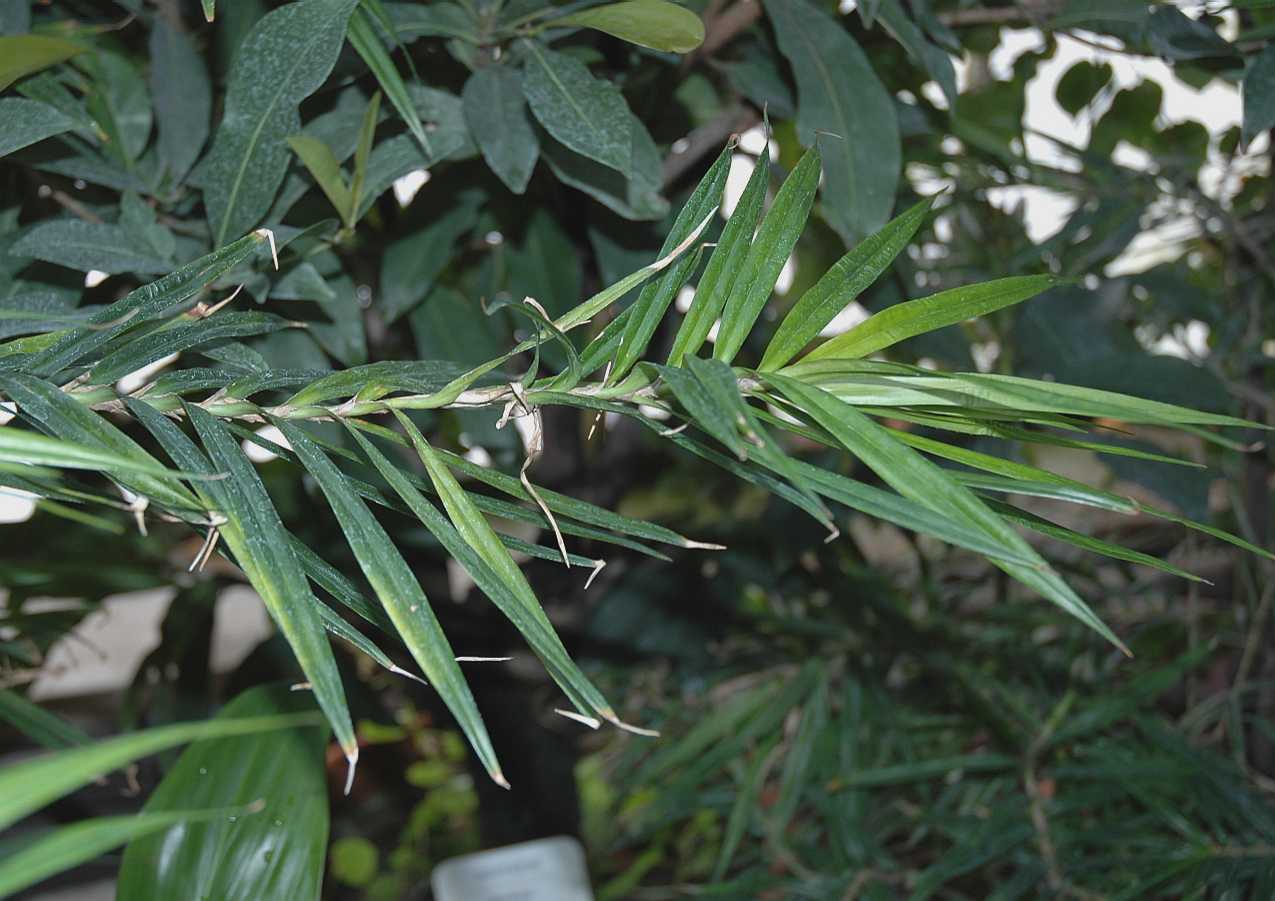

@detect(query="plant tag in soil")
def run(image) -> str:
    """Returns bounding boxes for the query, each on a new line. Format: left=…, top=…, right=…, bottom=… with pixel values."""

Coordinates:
left=431, top=835, right=594, bottom=901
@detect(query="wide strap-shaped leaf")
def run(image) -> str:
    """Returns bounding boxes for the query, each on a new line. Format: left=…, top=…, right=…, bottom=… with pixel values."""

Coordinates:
left=806, top=274, right=1059, bottom=362
left=760, top=195, right=935, bottom=370
left=118, top=685, right=330, bottom=901
left=667, top=145, right=770, bottom=366
left=347, top=419, right=617, bottom=725
left=273, top=419, right=506, bottom=787
left=202, top=0, right=358, bottom=246
left=0, top=711, right=319, bottom=831
left=766, top=373, right=1126, bottom=651
left=611, top=144, right=731, bottom=380
left=0, top=808, right=232, bottom=899
left=712, top=147, right=821, bottom=363
left=127, top=400, right=358, bottom=775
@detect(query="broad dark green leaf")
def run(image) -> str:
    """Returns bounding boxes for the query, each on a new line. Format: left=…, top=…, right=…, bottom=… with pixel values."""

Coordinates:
left=1056, top=59, right=1114, bottom=116
left=539, top=118, right=667, bottom=220
left=807, top=275, right=1059, bottom=362
left=85, top=51, right=152, bottom=166
left=118, top=685, right=330, bottom=901
left=0, top=809, right=231, bottom=899
left=611, top=144, right=730, bottom=379
left=668, top=144, right=769, bottom=366
left=761, top=195, right=934, bottom=370
left=384, top=1, right=476, bottom=41
left=871, top=0, right=956, bottom=106
left=712, top=147, right=821, bottom=363
left=463, top=65, right=539, bottom=194
left=377, top=190, right=482, bottom=322
left=555, top=0, right=705, bottom=53
left=521, top=40, right=632, bottom=176
left=1242, top=44, right=1275, bottom=145
left=149, top=17, right=212, bottom=184
left=203, top=0, right=358, bottom=246
left=763, top=0, right=899, bottom=243
left=10, top=221, right=170, bottom=275
left=0, top=98, right=75, bottom=157
left=0, top=710, right=319, bottom=831
left=274, top=420, right=506, bottom=786
left=0, top=34, right=83, bottom=92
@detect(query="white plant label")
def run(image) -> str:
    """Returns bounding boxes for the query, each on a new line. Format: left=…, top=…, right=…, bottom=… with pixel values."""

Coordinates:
left=431, top=835, right=594, bottom=901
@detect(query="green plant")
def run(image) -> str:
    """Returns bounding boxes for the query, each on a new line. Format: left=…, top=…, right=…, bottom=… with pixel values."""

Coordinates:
left=2, top=0, right=1274, bottom=897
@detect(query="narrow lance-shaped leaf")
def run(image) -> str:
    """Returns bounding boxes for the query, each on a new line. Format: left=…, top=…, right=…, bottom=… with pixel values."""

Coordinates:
left=0, top=424, right=198, bottom=481
left=807, top=274, right=1060, bottom=362
left=348, top=90, right=382, bottom=221
left=347, top=8, right=431, bottom=157
left=0, top=374, right=201, bottom=514
left=554, top=0, right=706, bottom=53
left=23, top=231, right=269, bottom=379
left=181, top=405, right=360, bottom=777
left=202, top=0, right=215, bottom=21
left=272, top=420, right=507, bottom=787
left=713, top=147, right=821, bottom=363
left=203, top=0, right=358, bottom=246
left=611, top=144, right=731, bottom=380
left=347, top=419, right=619, bottom=725
left=766, top=374, right=1127, bottom=651
left=761, top=194, right=936, bottom=370
left=286, top=135, right=352, bottom=223
left=0, top=712, right=319, bottom=831
left=667, top=143, right=770, bottom=366
left=0, top=690, right=90, bottom=750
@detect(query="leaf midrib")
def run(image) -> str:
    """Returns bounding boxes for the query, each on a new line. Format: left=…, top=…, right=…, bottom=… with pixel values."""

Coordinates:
left=525, top=41, right=621, bottom=168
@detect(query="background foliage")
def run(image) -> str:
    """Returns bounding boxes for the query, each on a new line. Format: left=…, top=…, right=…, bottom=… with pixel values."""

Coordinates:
left=2, top=0, right=1275, bottom=898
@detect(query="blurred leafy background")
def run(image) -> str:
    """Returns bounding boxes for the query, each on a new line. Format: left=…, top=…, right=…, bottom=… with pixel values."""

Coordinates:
left=2, top=0, right=1275, bottom=898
